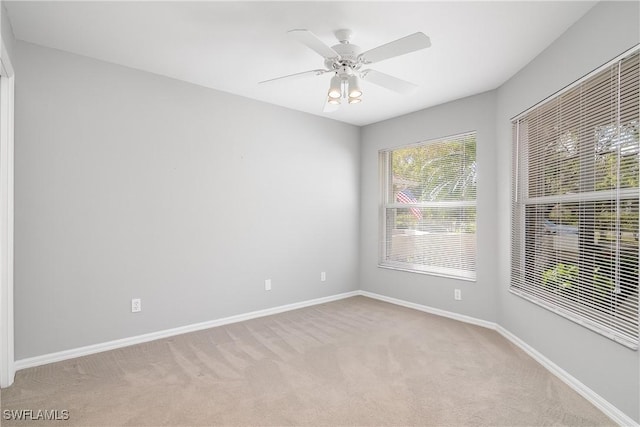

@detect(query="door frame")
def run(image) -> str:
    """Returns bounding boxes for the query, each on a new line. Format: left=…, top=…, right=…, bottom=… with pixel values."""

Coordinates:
left=0, top=38, right=15, bottom=388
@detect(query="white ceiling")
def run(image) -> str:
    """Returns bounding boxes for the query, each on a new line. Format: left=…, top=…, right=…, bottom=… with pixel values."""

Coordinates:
left=5, top=1, right=596, bottom=126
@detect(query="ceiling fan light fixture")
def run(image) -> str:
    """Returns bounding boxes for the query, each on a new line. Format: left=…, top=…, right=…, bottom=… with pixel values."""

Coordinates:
left=347, top=75, right=362, bottom=98
left=328, top=75, right=342, bottom=99
left=261, top=29, right=430, bottom=112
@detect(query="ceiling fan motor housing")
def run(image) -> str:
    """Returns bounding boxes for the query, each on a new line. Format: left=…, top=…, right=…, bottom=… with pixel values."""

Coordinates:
left=325, top=43, right=362, bottom=73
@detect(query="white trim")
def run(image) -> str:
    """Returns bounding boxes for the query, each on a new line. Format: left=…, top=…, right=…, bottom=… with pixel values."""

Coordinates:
left=378, top=131, right=478, bottom=283
left=14, top=291, right=359, bottom=370
left=378, top=263, right=477, bottom=282
left=387, top=200, right=477, bottom=209
left=359, top=290, right=495, bottom=329
left=525, top=188, right=639, bottom=205
left=509, top=287, right=638, bottom=350
left=11, top=289, right=637, bottom=425
left=378, top=130, right=477, bottom=153
left=0, top=39, right=14, bottom=389
left=496, top=325, right=638, bottom=427
left=360, top=291, right=636, bottom=426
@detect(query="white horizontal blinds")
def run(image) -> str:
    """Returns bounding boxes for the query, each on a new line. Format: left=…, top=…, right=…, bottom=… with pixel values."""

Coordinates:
left=382, top=132, right=477, bottom=280
left=511, top=50, right=639, bottom=348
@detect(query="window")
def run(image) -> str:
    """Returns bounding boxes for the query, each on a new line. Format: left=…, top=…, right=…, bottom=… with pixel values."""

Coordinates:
left=511, top=49, right=639, bottom=349
left=379, top=132, right=477, bottom=280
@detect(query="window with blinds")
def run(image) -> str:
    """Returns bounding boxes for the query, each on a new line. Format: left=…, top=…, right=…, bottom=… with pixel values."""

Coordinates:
left=379, top=132, right=477, bottom=280
left=511, top=48, right=639, bottom=349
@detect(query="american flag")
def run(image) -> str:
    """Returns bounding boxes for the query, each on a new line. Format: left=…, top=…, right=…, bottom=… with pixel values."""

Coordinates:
left=396, top=189, right=423, bottom=220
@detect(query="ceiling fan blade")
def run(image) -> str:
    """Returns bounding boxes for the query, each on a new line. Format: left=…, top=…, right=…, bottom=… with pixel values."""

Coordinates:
left=358, top=32, right=431, bottom=65
left=360, top=69, right=418, bottom=94
left=288, top=29, right=340, bottom=60
left=259, top=69, right=328, bottom=84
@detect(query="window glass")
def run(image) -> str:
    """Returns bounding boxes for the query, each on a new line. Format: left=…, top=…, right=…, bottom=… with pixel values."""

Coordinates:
left=380, top=132, right=477, bottom=280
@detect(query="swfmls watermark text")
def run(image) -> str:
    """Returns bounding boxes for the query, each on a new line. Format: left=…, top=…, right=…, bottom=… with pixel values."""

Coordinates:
left=3, top=409, right=70, bottom=421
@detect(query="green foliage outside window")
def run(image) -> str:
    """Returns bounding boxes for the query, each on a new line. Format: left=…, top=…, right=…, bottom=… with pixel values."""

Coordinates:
left=391, top=134, right=477, bottom=202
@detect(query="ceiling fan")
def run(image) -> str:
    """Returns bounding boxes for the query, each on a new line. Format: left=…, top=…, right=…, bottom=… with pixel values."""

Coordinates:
left=259, top=29, right=431, bottom=112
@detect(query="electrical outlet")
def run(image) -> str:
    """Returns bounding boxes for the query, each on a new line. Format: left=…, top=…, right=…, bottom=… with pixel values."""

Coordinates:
left=321, top=271, right=326, bottom=282
left=265, top=279, right=272, bottom=291
left=131, top=298, right=142, bottom=313
left=454, top=289, right=462, bottom=301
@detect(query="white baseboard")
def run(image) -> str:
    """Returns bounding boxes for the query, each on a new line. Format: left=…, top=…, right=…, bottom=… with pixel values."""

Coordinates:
left=13, top=289, right=637, bottom=426
left=359, top=290, right=497, bottom=330
left=14, top=291, right=359, bottom=371
left=360, top=290, right=636, bottom=427
left=495, top=325, right=638, bottom=427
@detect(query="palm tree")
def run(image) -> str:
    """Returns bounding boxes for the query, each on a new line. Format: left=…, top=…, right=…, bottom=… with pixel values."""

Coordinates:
left=392, top=135, right=477, bottom=202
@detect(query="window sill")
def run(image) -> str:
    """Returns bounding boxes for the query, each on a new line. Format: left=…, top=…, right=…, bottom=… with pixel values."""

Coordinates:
left=509, top=287, right=638, bottom=350
left=378, top=263, right=476, bottom=282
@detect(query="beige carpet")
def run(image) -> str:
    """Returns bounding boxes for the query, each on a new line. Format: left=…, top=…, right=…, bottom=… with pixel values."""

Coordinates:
left=1, top=296, right=613, bottom=426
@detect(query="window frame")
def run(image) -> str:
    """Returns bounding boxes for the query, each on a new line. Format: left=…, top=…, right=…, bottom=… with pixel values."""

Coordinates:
left=510, top=46, right=639, bottom=350
left=378, top=132, right=478, bottom=281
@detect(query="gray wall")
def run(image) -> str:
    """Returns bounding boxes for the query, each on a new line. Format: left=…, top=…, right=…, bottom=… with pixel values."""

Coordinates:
left=359, top=91, right=498, bottom=322
left=496, top=1, right=640, bottom=421
left=13, top=41, right=360, bottom=359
